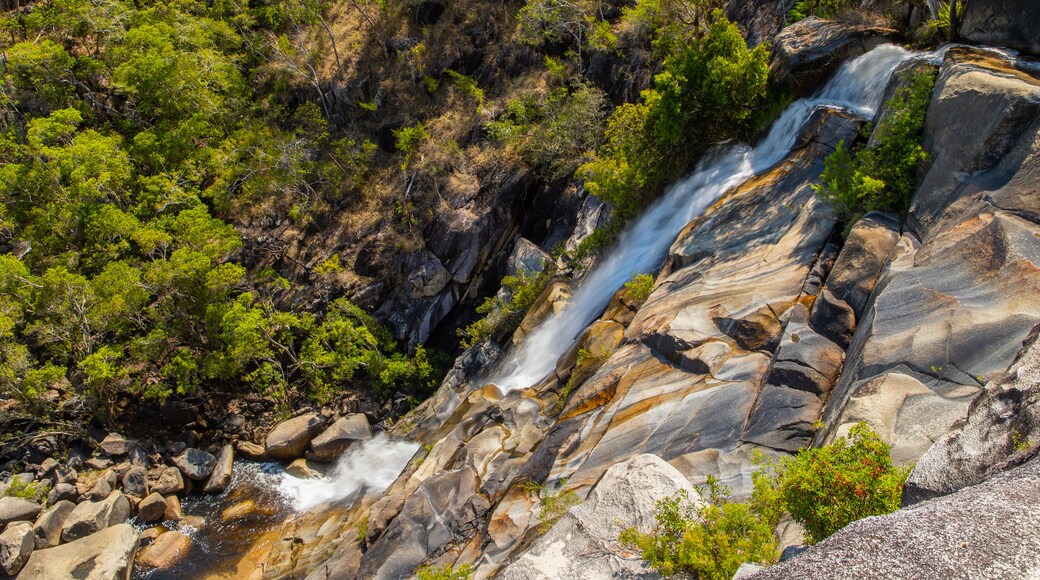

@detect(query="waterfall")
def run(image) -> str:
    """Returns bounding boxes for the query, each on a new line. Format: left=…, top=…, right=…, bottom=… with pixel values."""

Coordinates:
left=491, top=44, right=938, bottom=394
left=278, top=434, right=419, bottom=510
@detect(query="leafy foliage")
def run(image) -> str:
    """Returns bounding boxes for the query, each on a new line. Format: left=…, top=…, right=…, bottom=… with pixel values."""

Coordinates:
left=787, top=0, right=855, bottom=22
left=762, top=422, right=910, bottom=544
left=416, top=563, right=474, bottom=580
left=579, top=11, right=769, bottom=223
left=623, top=273, right=655, bottom=302
left=458, top=268, right=550, bottom=348
left=621, top=476, right=781, bottom=579
left=815, top=69, right=935, bottom=224
left=521, top=479, right=582, bottom=532
left=0, top=0, right=439, bottom=424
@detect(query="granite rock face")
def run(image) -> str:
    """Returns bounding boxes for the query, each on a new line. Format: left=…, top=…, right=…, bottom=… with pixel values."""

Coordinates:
left=497, top=454, right=698, bottom=580
left=960, top=0, right=1040, bottom=56
left=19, top=523, right=139, bottom=580
left=265, top=413, right=326, bottom=461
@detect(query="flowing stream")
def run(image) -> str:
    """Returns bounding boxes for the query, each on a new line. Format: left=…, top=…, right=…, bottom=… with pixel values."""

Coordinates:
left=489, top=43, right=939, bottom=393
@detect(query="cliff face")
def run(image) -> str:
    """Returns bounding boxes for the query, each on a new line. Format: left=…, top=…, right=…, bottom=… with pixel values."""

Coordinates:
left=239, top=6, right=1040, bottom=580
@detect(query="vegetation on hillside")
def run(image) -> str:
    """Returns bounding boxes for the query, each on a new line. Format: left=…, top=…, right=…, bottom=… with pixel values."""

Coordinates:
left=624, top=423, right=909, bottom=577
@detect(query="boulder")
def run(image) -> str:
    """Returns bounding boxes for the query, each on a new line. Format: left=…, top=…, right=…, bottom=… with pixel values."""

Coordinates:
left=136, top=530, right=192, bottom=570
left=33, top=500, right=75, bottom=549
left=138, top=492, right=168, bottom=523
left=904, top=328, right=1040, bottom=504
left=38, top=458, right=57, bottom=477
left=308, top=415, right=373, bottom=463
left=497, top=455, right=699, bottom=580
left=19, top=523, right=139, bottom=580
left=53, top=466, right=77, bottom=486
left=202, top=444, right=234, bottom=494
left=152, top=466, right=185, bottom=495
left=46, top=483, right=77, bottom=506
left=221, top=500, right=256, bottom=522
left=84, top=457, right=112, bottom=471
left=769, top=17, right=899, bottom=95
left=86, top=475, right=113, bottom=501
left=236, top=441, right=267, bottom=461
left=0, top=521, right=33, bottom=575
left=752, top=455, right=1040, bottom=579
left=0, top=497, right=42, bottom=527
left=62, top=490, right=131, bottom=542
left=506, top=238, right=549, bottom=277
left=171, top=448, right=217, bottom=481
left=121, top=466, right=149, bottom=498
left=164, top=495, right=183, bottom=521
left=286, top=458, right=327, bottom=479
left=99, top=433, right=133, bottom=457
left=265, top=413, right=326, bottom=460
left=139, top=526, right=162, bottom=544
left=959, top=0, right=1040, bottom=56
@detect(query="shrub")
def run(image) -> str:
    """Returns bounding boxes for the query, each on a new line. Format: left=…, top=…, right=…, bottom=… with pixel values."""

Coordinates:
left=580, top=12, right=769, bottom=223
left=621, top=475, right=781, bottom=579
left=815, top=69, right=935, bottom=224
left=623, top=273, right=655, bottom=302
left=521, top=479, right=581, bottom=532
left=393, top=123, right=429, bottom=170
left=416, top=563, right=473, bottom=580
left=458, top=268, right=549, bottom=348
left=445, top=70, right=485, bottom=106
left=764, top=422, right=910, bottom=544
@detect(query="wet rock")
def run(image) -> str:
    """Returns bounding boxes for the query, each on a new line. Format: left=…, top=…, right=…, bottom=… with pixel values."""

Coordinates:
left=62, top=491, right=131, bottom=542
left=99, top=433, right=133, bottom=457
left=0, top=497, right=42, bottom=527
left=32, top=500, right=74, bottom=549
left=20, top=523, right=139, bottom=580
left=171, top=448, right=217, bottom=481
left=139, top=526, right=162, bottom=544
left=121, top=466, right=149, bottom=498
left=905, top=329, right=1040, bottom=504
left=202, top=444, right=234, bottom=494
left=0, top=521, right=33, bottom=575
left=152, top=466, right=185, bottom=495
left=136, top=530, right=192, bottom=570
left=769, top=17, right=899, bottom=95
left=221, top=500, right=256, bottom=522
left=286, top=458, right=327, bottom=479
left=164, top=496, right=182, bottom=521
left=512, top=279, right=571, bottom=346
left=309, top=415, right=373, bottom=463
left=753, top=456, right=1040, bottom=579
left=959, top=0, right=1040, bottom=56
left=498, top=454, right=699, bottom=580
left=138, top=492, right=168, bottom=523
left=236, top=440, right=267, bottom=461
left=265, top=412, right=326, bottom=460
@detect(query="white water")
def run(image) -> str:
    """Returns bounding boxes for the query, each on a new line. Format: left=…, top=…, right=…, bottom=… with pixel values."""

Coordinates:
left=278, top=433, right=419, bottom=511
left=492, top=44, right=934, bottom=393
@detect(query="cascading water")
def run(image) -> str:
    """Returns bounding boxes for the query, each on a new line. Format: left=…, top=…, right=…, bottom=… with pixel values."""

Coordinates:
left=278, top=434, right=419, bottom=510
left=491, top=44, right=941, bottom=393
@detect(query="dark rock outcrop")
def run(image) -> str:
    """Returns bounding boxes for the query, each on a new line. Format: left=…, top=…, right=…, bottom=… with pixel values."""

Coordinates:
left=769, top=17, right=899, bottom=95
left=960, top=0, right=1040, bottom=56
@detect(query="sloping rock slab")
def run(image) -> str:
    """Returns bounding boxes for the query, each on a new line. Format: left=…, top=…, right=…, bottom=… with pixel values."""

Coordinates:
left=19, top=523, right=139, bottom=580
left=960, top=0, right=1040, bottom=56
left=750, top=455, right=1040, bottom=579
left=497, top=454, right=697, bottom=580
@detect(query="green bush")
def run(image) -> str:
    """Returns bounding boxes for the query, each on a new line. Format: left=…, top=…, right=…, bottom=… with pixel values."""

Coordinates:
left=580, top=11, right=769, bottom=223
left=623, top=273, right=655, bottom=302
left=416, top=563, right=473, bottom=580
left=621, top=475, right=781, bottom=579
left=787, top=0, right=855, bottom=22
left=394, top=123, right=429, bottom=170
left=458, top=268, right=550, bottom=348
left=764, top=422, right=910, bottom=544
left=521, top=479, right=582, bottom=532
left=815, top=69, right=935, bottom=224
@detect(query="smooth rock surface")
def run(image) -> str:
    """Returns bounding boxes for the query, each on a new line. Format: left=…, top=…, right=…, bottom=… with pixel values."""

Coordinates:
left=0, top=497, right=42, bottom=528
left=497, top=454, right=698, bottom=580
left=136, top=530, right=192, bottom=570
left=0, top=521, right=33, bottom=575
left=19, top=523, right=139, bottom=580
left=121, top=466, right=148, bottom=498
left=171, top=448, right=217, bottom=481
left=138, top=492, right=168, bottom=523
left=33, top=500, right=75, bottom=549
left=151, top=466, right=185, bottom=495
left=959, top=0, right=1040, bottom=55
left=308, top=415, right=373, bottom=463
left=265, top=413, right=326, bottom=460
left=62, top=491, right=131, bottom=542
left=202, top=444, right=234, bottom=493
